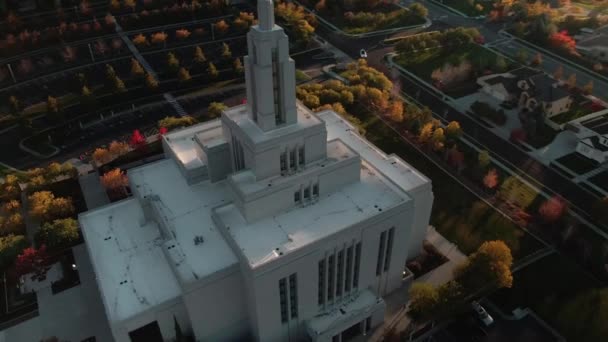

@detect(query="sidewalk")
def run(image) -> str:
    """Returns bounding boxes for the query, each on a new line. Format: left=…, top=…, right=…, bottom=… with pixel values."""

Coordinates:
left=369, top=226, right=466, bottom=341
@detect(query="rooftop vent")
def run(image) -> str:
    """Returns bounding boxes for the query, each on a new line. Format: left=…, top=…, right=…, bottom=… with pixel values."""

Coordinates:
left=194, top=236, right=204, bottom=245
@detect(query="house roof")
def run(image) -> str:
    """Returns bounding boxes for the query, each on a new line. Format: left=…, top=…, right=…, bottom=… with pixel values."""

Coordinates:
left=527, top=74, right=570, bottom=102
left=582, top=135, right=608, bottom=152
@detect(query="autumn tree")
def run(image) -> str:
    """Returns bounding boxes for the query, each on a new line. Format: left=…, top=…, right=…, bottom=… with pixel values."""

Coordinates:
left=145, top=73, right=159, bottom=91
left=151, top=32, right=168, bottom=45
left=81, top=86, right=95, bottom=108
left=221, top=42, right=232, bottom=60
left=483, top=168, right=499, bottom=190
left=92, top=147, right=112, bottom=165
left=108, top=140, right=129, bottom=157
left=129, top=129, right=146, bottom=149
left=175, top=29, right=191, bottom=40
left=132, top=33, right=148, bottom=47
left=431, top=127, right=446, bottom=151
left=178, top=67, right=192, bottom=83
left=131, top=58, right=145, bottom=78
left=214, top=20, right=230, bottom=35
left=447, top=145, right=465, bottom=172
left=167, top=52, right=180, bottom=74
left=233, top=12, right=256, bottom=31
left=113, top=76, right=126, bottom=93
left=539, top=196, right=568, bottom=223
left=418, top=122, right=434, bottom=145
left=28, top=191, right=75, bottom=222
left=454, top=240, right=513, bottom=292
left=445, top=121, right=462, bottom=141
left=46, top=96, right=62, bottom=123
left=549, top=30, right=577, bottom=55
left=36, top=218, right=79, bottom=251
left=100, top=168, right=128, bottom=198
left=15, top=245, right=50, bottom=281
left=208, top=102, right=228, bottom=119
left=208, top=62, right=219, bottom=79
left=193, top=46, right=206, bottom=65
left=233, top=58, right=244, bottom=75
left=8, top=95, right=21, bottom=115
left=387, top=101, right=404, bottom=122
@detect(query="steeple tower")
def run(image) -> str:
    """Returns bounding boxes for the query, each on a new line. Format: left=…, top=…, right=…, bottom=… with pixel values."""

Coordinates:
left=244, top=0, right=297, bottom=131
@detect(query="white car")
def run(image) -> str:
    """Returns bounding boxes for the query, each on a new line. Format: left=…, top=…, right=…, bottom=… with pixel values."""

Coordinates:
left=359, top=49, right=368, bottom=58
left=471, top=301, right=494, bottom=326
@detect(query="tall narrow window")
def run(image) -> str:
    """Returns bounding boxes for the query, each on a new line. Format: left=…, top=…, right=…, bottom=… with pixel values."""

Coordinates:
left=318, top=259, right=326, bottom=305
left=298, top=146, right=305, bottom=165
left=279, top=278, right=288, bottom=323
left=271, top=48, right=284, bottom=126
left=336, top=249, right=344, bottom=297
left=304, top=187, right=310, bottom=200
left=353, top=242, right=361, bottom=288
left=289, top=274, right=298, bottom=319
left=280, top=152, right=287, bottom=173
left=294, top=191, right=301, bottom=203
left=376, top=231, right=386, bottom=276
left=313, top=183, right=319, bottom=197
left=345, top=245, right=353, bottom=293
left=290, top=149, right=296, bottom=169
left=384, top=228, right=395, bottom=272
left=327, top=254, right=335, bottom=301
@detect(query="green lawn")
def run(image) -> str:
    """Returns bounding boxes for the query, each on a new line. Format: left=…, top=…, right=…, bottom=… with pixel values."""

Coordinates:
left=395, top=44, right=514, bottom=96
left=355, top=109, right=544, bottom=260
left=490, top=253, right=606, bottom=342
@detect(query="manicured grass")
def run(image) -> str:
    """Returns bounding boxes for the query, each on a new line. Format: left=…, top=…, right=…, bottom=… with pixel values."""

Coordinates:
left=490, top=253, right=605, bottom=342
left=395, top=44, right=513, bottom=96
left=357, top=110, right=544, bottom=260
left=549, top=103, right=594, bottom=125
left=554, top=152, right=598, bottom=175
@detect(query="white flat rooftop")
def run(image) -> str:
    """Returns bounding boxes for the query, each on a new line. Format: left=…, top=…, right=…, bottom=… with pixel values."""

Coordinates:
left=164, top=120, right=222, bottom=170
left=223, top=103, right=324, bottom=144
left=80, top=199, right=181, bottom=324
left=319, top=111, right=430, bottom=193
left=214, top=159, right=410, bottom=269
left=128, top=159, right=238, bottom=285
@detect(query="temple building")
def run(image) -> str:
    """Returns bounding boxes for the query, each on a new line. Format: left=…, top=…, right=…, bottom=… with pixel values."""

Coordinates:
left=78, top=1, right=433, bottom=341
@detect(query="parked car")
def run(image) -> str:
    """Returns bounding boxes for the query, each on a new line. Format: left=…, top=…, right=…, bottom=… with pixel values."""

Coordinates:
left=359, top=49, right=368, bottom=58
left=471, top=301, right=494, bottom=326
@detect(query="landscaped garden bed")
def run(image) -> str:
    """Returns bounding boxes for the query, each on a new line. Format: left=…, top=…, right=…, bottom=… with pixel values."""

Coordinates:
left=394, top=28, right=515, bottom=97
left=297, top=0, right=427, bottom=34
left=406, top=240, right=449, bottom=278
left=441, top=0, right=492, bottom=17
left=549, top=99, right=596, bottom=125
left=554, top=152, right=598, bottom=175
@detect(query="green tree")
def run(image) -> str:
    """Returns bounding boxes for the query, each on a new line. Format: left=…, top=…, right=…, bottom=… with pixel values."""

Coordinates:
left=81, top=86, right=96, bottom=108
left=105, top=64, right=116, bottom=80
left=0, top=234, right=28, bottom=269
left=495, top=55, right=507, bottom=72
left=409, top=3, right=429, bottom=18
left=294, top=19, right=315, bottom=45
left=208, top=62, right=219, bottom=79
left=516, top=49, right=528, bottom=64
left=208, top=102, right=227, bottom=119
left=478, top=150, right=490, bottom=169
left=454, top=240, right=513, bottom=292
left=8, top=95, right=20, bottom=115
left=35, top=218, right=79, bottom=251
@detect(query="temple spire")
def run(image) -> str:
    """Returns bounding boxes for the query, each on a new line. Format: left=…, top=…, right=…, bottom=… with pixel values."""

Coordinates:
left=258, top=0, right=275, bottom=31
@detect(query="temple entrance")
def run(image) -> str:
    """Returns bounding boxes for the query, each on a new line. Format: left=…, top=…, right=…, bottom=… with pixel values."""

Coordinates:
left=128, top=321, right=163, bottom=342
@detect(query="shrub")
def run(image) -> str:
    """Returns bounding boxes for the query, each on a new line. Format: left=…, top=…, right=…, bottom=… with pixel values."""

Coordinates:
left=158, top=116, right=198, bottom=131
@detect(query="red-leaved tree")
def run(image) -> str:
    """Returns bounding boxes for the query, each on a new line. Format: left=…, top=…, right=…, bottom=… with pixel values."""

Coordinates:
left=483, top=168, right=499, bottom=190
left=158, top=127, right=168, bottom=139
left=549, top=31, right=577, bottom=55
left=15, top=245, right=51, bottom=281
left=539, top=196, right=568, bottom=223
left=129, top=129, right=146, bottom=149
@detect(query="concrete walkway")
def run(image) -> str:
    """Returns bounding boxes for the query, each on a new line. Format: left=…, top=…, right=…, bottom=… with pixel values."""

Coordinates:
left=369, top=226, right=466, bottom=341
left=78, top=172, right=109, bottom=210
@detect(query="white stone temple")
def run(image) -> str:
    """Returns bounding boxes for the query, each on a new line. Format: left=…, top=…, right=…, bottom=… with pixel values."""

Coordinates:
left=78, top=1, right=433, bottom=341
